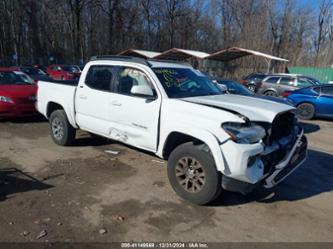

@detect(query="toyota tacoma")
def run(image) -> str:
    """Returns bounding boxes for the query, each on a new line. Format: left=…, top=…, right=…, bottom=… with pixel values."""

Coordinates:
left=36, top=56, right=307, bottom=205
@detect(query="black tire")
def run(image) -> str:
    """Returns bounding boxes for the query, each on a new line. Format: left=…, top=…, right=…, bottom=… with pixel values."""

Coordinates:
left=247, top=84, right=256, bottom=92
left=49, top=110, right=76, bottom=146
left=167, top=142, right=222, bottom=205
left=297, top=103, right=315, bottom=120
left=264, top=90, right=278, bottom=97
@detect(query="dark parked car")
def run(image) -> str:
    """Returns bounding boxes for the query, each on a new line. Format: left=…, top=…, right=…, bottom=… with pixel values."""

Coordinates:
left=33, top=64, right=48, bottom=74
left=257, top=74, right=321, bottom=97
left=285, top=84, right=333, bottom=120
left=241, top=73, right=269, bottom=92
left=11, top=66, right=52, bottom=83
left=216, top=79, right=293, bottom=105
left=217, top=79, right=253, bottom=95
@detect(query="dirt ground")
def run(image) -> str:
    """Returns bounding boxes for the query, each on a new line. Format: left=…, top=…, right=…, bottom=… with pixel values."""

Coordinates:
left=0, top=116, right=332, bottom=242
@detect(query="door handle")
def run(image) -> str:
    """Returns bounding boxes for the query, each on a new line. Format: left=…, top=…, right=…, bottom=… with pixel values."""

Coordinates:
left=79, top=95, right=87, bottom=100
left=111, top=101, right=122, bottom=106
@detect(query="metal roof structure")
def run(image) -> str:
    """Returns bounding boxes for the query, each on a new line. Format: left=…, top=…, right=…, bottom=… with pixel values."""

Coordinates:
left=205, top=47, right=289, bottom=62
left=153, top=48, right=210, bottom=60
left=117, top=49, right=161, bottom=59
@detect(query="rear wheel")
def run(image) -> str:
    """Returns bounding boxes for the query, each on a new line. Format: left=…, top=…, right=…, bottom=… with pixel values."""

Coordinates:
left=167, top=142, right=222, bottom=205
left=297, top=103, right=315, bottom=120
left=264, top=90, right=278, bottom=97
left=49, top=110, right=76, bottom=146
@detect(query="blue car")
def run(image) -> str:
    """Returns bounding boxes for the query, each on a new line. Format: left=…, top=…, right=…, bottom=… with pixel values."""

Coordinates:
left=286, top=84, right=333, bottom=120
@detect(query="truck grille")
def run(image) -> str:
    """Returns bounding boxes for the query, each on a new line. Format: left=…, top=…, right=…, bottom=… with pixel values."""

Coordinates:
left=269, top=111, right=295, bottom=144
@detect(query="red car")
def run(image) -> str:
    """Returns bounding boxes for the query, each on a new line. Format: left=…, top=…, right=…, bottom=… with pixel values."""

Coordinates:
left=0, top=68, right=38, bottom=118
left=46, top=65, right=81, bottom=80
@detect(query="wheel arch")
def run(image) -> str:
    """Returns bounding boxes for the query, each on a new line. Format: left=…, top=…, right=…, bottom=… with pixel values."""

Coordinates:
left=263, top=88, right=278, bottom=95
left=159, top=129, right=226, bottom=173
left=46, top=101, right=78, bottom=128
left=47, top=102, right=64, bottom=118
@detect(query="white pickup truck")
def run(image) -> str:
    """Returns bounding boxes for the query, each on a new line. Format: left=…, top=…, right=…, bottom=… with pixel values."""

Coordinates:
left=37, top=56, right=307, bottom=205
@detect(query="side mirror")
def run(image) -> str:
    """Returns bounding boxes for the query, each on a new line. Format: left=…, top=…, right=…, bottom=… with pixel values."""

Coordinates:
left=130, top=85, right=156, bottom=99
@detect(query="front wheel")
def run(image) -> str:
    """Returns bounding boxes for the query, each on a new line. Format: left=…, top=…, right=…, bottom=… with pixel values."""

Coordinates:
left=49, top=110, right=76, bottom=146
left=167, top=142, right=222, bottom=205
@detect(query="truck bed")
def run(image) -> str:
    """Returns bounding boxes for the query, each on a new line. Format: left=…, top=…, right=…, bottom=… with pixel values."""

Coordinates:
left=36, top=80, right=78, bottom=128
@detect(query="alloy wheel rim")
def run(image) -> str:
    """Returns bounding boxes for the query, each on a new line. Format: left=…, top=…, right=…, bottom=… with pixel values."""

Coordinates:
left=52, top=117, right=64, bottom=140
left=298, top=105, right=312, bottom=117
left=175, top=156, right=205, bottom=193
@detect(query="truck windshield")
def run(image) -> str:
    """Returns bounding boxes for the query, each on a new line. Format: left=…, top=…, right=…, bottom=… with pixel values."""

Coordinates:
left=0, top=71, right=34, bottom=85
left=153, top=67, right=222, bottom=98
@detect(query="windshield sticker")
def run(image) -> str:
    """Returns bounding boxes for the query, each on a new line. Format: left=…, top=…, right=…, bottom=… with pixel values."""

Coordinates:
left=154, top=69, right=179, bottom=87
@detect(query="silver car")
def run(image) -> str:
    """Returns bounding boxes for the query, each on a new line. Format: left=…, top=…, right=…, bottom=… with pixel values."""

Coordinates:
left=258, top=74, right=321, bottom=97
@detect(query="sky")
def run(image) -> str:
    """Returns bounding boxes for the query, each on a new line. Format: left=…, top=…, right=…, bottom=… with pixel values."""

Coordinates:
left=297, top=0, right=321, bottom=11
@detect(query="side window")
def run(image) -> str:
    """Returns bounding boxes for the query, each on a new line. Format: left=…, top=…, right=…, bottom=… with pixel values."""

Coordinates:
left=85, top=66, right=113, bottom=91
left=279, top=77, right=294, bottom=85
left=265, top=77, right=280, bottom=84
left=321, top=86, right=333, bottom=96
left=313, top=87, right=321, bottom=94
left=117, top=67, right=155, bottom=97
left=297, top=78, right=313, bottom=88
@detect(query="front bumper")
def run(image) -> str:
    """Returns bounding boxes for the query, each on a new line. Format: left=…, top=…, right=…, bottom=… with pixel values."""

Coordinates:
left=0, top=102, right=37, bottom=117
left=220, top=129, right=307, bottom=194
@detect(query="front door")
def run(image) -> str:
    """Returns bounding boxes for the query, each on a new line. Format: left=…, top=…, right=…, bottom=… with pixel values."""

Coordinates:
left=278, top=77, right=297, bottom=95
left=107, top=66, right=161, bottom=152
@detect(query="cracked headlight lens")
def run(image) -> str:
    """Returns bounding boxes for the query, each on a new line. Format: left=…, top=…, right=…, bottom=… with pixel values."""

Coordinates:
left=222, top=122, right=266, bottom=144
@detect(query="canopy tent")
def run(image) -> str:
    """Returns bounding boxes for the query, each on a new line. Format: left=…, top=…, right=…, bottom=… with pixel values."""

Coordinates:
left=153, top=48, right=210, bottom=60
left=118, top=49, right=161, bottom=59
left=205, top=47, right=289, bottom=73
left=205, top=47, right=289, bottom=62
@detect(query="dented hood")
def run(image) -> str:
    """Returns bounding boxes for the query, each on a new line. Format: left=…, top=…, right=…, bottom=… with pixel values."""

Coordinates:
left=182, top=94, right=295, bottom=122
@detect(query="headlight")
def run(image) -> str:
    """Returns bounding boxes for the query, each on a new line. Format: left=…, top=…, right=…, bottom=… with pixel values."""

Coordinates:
left=222, top=122, right=266, bottom=144
left=0, top=96, right=14, bottom=103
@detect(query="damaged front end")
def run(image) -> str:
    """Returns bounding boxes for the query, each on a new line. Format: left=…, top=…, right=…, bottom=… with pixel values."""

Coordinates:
left=221, top=111, right=308, bottom=194
left=259, top=111, right=307, bottom=188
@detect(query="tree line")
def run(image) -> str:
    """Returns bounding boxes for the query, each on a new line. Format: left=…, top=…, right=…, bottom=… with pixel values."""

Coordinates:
left=0, top=0, right=332, bottom=68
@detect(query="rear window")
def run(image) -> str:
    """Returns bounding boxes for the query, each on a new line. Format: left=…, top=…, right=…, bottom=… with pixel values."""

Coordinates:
left=321, top=86, right=333, bottom=95
left=255, top=75, right=267, bottom=80
left=21, top=67, right=45, bottom=75
left=85, top=66, right=114, bottom=91
left=245, top=74, right=266, bottom=81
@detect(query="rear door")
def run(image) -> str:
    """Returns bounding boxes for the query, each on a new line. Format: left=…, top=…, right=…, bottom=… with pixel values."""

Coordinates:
left=75, top=65, right=116, bottom=136
left=107, top=66, right=161, bottom=151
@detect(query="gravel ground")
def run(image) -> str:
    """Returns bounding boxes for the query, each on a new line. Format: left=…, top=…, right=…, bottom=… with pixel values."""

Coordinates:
left=0, top=116, right=332, bottom=242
